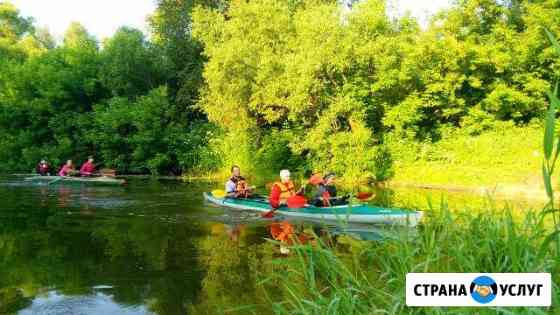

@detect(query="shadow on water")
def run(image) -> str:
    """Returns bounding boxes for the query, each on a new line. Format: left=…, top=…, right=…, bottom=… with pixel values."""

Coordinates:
left=0, top=175, right=538, bottom=314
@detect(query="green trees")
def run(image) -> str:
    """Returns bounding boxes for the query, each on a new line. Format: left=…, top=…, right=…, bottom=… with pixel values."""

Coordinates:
left=90, top=87, right=216, bottom=174
left=0, top=2, right=35, bottom=60
left=192, top=0, right=560, bottom=182
left=0, top=16, right=103, bottom=170
left=0, top=1, right=213, bottom=174
left=192, top=0, right=383, bottom=181
left=1, top=0, right=560, bottom=179
left=99, top=27, right=167, bottom=98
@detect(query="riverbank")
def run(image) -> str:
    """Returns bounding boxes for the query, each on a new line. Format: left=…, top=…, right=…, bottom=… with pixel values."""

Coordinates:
left=387, top=124, right=550, bottom=200
left=388, top=181, right=549, bottom=202
left=9, top=123, right=550, bottom=202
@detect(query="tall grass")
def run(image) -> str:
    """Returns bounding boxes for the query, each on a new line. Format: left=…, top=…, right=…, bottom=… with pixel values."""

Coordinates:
left=258, top=206, right=559, bottom=314
left=540, top=28, right=560, bottom=266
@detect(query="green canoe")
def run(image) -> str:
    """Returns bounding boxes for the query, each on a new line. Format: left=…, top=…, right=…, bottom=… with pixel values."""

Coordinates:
left=24, top=176, right=126, bottom=186
left=203, top=192, right=423, bottom=226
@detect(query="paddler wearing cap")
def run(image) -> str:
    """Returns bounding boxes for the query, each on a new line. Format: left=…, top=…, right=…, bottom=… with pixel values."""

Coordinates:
left=269, top=169, right=304, bottom=209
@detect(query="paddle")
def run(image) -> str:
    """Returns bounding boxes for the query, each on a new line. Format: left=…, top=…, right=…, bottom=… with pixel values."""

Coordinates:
left=98, top=168, right=116, bottom=177
left=309, top=173, right=374, bottom=201
left=356, top=191, right=375, bottom=201
left=212, top=185, right=256, bottom=199
left=47, top=176, right=64, bottom=185
left=287, top=195, right=307, bottom=208
left=262, top=194, right=307, bottom=218
left=212, top=189, right=227, bottom=198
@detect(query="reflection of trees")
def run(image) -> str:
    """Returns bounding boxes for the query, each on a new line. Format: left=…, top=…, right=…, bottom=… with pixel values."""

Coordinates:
left=189, top=223, right=281, bottom=314
left=0, top=207, right=206, bottom=315
left=0, top=208, right=368, bottom=315
left=1, top=181, right=366, bottom=315
left=0, top=288, right=31, bottom=314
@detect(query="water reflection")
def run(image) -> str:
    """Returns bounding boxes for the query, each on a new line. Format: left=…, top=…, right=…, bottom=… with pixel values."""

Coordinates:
left=0, top=175, right=540, bottom=314
left=20, top=291, right=153, bottom=315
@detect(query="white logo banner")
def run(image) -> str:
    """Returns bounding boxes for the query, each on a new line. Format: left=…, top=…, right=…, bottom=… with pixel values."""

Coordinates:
left=406, top=273, right=551, bottom=307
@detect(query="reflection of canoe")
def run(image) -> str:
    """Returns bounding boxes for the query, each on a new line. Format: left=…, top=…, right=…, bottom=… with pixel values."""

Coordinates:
left=24, top=176, right=126, bottom=186
left=203, top=192, right=422, bottom=226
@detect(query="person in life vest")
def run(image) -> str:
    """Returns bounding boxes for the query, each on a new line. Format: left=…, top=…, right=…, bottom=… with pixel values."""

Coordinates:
left=36, top=159, right=50, bottom=176
left=269, top=169, right=304, bottom=209
left=225, top=165, right=252, bottom=198
left=58, top=160, right=76, bottom=177
left=310, top=172, right=348, bottom=207
left=79, top=157, right=96, bottom=177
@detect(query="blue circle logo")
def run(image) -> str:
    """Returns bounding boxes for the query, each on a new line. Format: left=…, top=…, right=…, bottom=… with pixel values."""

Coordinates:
left=470, top=276, right=497, bottom=304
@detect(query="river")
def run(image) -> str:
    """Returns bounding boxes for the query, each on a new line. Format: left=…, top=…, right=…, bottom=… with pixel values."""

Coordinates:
left=0, top=175, right=543, bottom=314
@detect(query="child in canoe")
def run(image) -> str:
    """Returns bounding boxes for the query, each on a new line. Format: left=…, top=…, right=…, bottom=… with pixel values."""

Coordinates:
left=225, top=165, right=253, bottom=198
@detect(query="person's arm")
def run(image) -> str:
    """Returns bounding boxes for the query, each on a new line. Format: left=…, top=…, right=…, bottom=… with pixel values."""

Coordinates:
left=328, top=185, right=337, bottom=198
left=322, top=191, right=331, bottom=207
left=242, top=182, right=253, bottom=192
left=269, top=185, right=281, bottom=209
left=79, top=164, right=86, bottom=174
left=295, top=183, right=305, bottom=195
left=225, top=180, right=237, bottom=198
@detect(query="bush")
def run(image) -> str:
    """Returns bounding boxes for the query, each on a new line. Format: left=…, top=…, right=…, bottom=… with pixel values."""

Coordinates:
left=374, top=144, right=394, bottom=182
left=254, top=130, right=306, bottom=181
left=387, top=124, right=543, bottom=187
left=91, top=87, right=216, bottom=175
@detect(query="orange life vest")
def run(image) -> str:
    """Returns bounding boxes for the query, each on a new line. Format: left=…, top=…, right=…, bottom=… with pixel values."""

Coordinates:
left=236, top=179, right=248, bottom=192
left=270, top=221, right=294, bottom=242
left=235, top=179, right=249, bottom=197
left=273, top=181, right=295, bottom=202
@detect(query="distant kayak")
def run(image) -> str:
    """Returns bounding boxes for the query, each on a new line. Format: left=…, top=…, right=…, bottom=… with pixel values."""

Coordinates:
left=24, top=176, right=126, bottom=186
left=203, top=192, right=423, bottom=226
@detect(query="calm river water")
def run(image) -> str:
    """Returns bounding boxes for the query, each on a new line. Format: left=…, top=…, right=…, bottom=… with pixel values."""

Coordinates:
left=0, top=175, right=542, bottom=314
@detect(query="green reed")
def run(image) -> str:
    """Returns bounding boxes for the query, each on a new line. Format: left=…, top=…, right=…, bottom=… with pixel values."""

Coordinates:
left=256, top=206, right=558, bottom=314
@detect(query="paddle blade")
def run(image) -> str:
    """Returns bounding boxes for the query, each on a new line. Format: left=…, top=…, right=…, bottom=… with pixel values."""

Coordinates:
left=262, top=210, right=275, bottom=218
left=99, top=168, right=116, bottom=177
left=287, top=195, right=307, bottom=208
left=356, top=192, right=374, bottom=201
left=212, top=189, right=227, bottom=198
